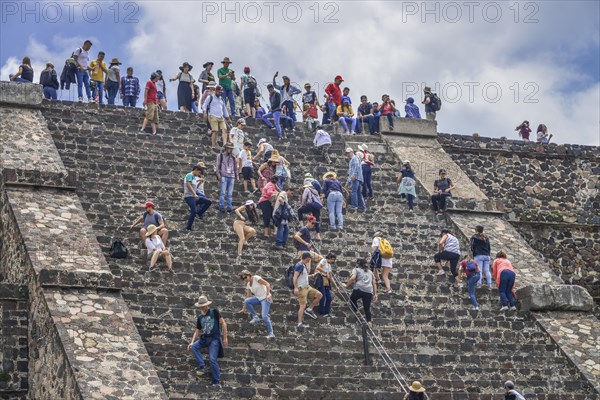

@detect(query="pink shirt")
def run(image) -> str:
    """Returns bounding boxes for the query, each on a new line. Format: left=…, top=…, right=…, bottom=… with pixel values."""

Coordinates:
left=259, top=182, right=278, bottom=204
left=492, top=258, right=515, bottom=287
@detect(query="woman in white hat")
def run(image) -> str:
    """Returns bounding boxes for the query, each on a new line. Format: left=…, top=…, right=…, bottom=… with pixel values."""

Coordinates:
left=233, top=200, right=259, bottom=257
left=397, top=160, right=417, bottom=212
left=169, top=62, right=194, bottom=112
left=404, top=381, right=429, bottom=399
left=145, top=224, right=173, bottom=270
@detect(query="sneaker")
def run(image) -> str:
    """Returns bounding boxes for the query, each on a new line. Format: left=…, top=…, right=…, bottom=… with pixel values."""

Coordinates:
left=78, top=97, right=83, bottom=102
left=252, top=188, right=259, bottom=194
left=210, top=383, right=222, bottom=390
left=472, top=306, right=479, bottom=311
left=297, top=322, right=308, bottom=329
left=385, top=289, right=393, bottom=294
left=500, top=306, right=509, bottom=311
left=226, top=208, right=233, bottom=213
left=304, top=308, right=317, bottom=320
left=399, top=198, right=407, bottom=203
left=509, top=306, right=517, bottom=311
left=89, top=98, right=96, bottom=103
left=195, top=368, right=206, bottom=377
left=321, top=313, right=330, bottom=318
left=408, top=209, right=414, bottom=213
left=219, top=208, right=226, bottom=213
left=266, top=333, right=276, bottom=339
left=249, top=316, right=261, bottom=325
left=350, top=131, right=355, bottom=135
left=243, top=190, right=250, bottom=195
left=437, top=270, right=446, bottom=276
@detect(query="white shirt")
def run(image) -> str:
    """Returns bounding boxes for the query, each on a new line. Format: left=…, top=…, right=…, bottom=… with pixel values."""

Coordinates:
left=155, top=79, right=165, bottom=93
left=145, top=236, right=165, bottom=255
left=238, top=149, right=253, bottom=168
left=317, top=259, right=332, bottom=275
left=203, top=94, right=229, bottom=118
left=247, top=275, right=268, bottom=301
left=372, top=237, right=393, bottom=268
left=74, top=47, right=90, bottom=69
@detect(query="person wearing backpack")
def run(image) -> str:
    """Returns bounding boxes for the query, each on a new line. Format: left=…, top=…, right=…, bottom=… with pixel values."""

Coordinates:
left=39, top=62, right=59, bottom=100
left=130, top=201, right=169, bottom=249
left=297, top=183, right=323, bottom=240
left=240, top=67, right=259, bottom=118
left=293, top=252, right=323, bottom=329
left=370, top=232, right=394, bottom=294
left=422, top=86, right=440, bottom=121
left=503, top=381, right=526, bottom=400
left=458, top=257, right=481, bottom=310
left=345, top=258, right=378, bottom=324
left=203, top=85, right=231, bottom=149
left=272, top=187, right=296, bottom=249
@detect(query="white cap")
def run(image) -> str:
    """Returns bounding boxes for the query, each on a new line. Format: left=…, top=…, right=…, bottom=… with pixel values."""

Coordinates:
left=244, top=200, right=255, bottom=206
left=345, top=147, right=353, bottom=153
left=358, top=144, right=368, bottom=151
left=258, top=138, right=267, bottom=145
left=403, top=160, right=410, bottom=164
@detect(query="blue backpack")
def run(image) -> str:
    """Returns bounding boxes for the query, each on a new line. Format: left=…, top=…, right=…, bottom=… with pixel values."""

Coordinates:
left=466, top=260, right=478, bottom=272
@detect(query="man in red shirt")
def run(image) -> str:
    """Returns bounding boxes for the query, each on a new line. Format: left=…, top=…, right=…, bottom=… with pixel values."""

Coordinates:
left=141, top=72, right=159, bottom=135
left=325, top=75, right=343, bottom=123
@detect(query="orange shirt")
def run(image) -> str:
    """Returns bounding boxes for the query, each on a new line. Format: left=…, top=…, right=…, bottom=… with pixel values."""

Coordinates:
left=492, top=258, right=515, bottom=287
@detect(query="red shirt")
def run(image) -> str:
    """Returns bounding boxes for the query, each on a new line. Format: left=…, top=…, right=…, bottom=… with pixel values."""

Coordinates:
left=381, top=102, right=394, bottom=115
left=460, top=259, right=480, bottom=277
left=325, top=83, right=342, bottom=106
left=146, top=80, right=158, bottom=103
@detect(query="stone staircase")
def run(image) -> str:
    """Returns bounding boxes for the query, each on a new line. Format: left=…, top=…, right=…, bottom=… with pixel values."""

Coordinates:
left=0, top=283, right=28, bottom=400
left=40, top=100, right=598, bottom=399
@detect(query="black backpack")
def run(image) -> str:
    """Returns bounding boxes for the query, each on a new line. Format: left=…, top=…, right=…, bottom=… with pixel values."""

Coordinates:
left=429, top=93, right=442, bottom=111
left=110, top=239, right=128, bottom=259
left=285, top=264, right=297, bottom=290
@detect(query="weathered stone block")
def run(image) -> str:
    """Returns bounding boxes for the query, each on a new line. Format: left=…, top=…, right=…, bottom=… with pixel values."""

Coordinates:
left=517, top=284, right=594, bottom=311
left=381, top=116, right=437, bottom=136
left=0, top=81, right=42, bottom=105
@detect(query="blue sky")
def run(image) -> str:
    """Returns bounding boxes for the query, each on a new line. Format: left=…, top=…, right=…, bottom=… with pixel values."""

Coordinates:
left=1, top=0, right=599, bottom=145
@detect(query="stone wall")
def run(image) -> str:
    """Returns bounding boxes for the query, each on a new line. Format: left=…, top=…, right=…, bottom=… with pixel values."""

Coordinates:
left=439, top=133, right=600, bottom=297
left=0, top=284, right=28, bottom=398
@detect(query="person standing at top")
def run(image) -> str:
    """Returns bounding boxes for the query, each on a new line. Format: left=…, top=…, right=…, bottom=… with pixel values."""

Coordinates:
left=471, top=225, right=492, bottom=289
left=239, top=270, right=274, bottom=338
left=105, top=58, right=122, bottom=105
left=422, top=86, right=437, bottom=121
left=358, top=144, right=374, bottom=200
left=345, top=147, right=366, bottom=212
left=272, top=72, right=301, bottom=126
left=536, top=124, right=550, bottom=143
left=120, top=67, right=140, bottom=107
left=72, top=41, right=93, bottom=101
left=217, top=57, right=237, bottom=117
left=240, top=66, right=259, bottom=118
left=39, top=62, right=59, bottom=100
left=380, top=94, right=396, bottom=130
left=261, top=84, right=284, bottom=140
left=198, top=61, right=215, bottom=93
left=397, top=160, right=417, bottom=212
left=140, top=72, right=159, bottom=135
left=515, top=120, right=531, bottom=141
left=431, top=169, right=455, bottom=215
left=203, top=85, right=231, bottom=148
left=434, top=228, right=461, bottom=280
left=89, top=51, right=107, bottom=104
left=492, top=251, right=518, bottom=311
left=404, top=97, right=421, bottom=119
left=170, top=62, right=194, bottom=112
left=325, top=75, right=344, bottom=122
left=154, top=70, right=167, bottom=110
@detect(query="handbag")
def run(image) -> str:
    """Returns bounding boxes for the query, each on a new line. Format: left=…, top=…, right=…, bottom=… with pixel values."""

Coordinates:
left=313, top=273, right=324, bottom=289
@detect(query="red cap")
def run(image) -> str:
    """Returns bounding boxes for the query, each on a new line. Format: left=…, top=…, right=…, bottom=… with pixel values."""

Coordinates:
left=335, top=75, right=344, bottom=82
left=144, top=201, right=155, bottom=208
left=307, top=216, right=317, bottom=222
left=244, top=66, right=250, bottom=73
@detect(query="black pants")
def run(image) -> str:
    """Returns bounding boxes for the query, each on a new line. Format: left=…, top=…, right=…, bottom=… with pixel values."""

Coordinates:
left=258, top=200, right=273, bottom=228
left=297, top=204, right=321, bottom=233
left=350, top=289, right=373, bottom=322
left=434, top=251, right=460, bottom=276
left=431, top=193, right=450, bottom=211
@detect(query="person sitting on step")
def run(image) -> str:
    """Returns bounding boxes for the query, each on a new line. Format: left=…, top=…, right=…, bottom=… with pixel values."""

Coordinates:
left=145, top=224, right=173, bottom=271
left=233, top=200, right=259, bottom=257
left=337, top=96, right=357, bottom=134
left=239, top=269, right=275, bottom=338
left=130, top=201, right=168, bottom=247
left=431, top=168, right=455, bottom=215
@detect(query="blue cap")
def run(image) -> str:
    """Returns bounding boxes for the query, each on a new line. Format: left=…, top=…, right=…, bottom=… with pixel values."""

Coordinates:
left=342, top=96, right=351, bottom=104
left=405, top=97, right=414, bottom=103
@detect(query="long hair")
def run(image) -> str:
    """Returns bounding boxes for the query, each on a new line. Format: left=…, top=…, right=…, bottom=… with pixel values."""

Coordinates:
left=537, top=124, right=547, bottom=134
left=515, top=120, right=529, bottom=131
left=22, top=57, right=31, bottom=68
left=246, top=204, right=259, bottom=224
left=475, top=225, right=487, bottom=240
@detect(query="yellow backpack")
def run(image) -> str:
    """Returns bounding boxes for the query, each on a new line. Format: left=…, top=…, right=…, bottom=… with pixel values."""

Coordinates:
left=378, top=237, right=393, bottom=259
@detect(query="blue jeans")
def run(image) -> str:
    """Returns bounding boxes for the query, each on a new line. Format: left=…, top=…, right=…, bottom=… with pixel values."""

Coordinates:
left=357, top=116, right=375, bottom=134
left=219, top=177, right=235, bottom=210
left=191, top=335, right=221, bottom=384
left=43, top=87, right=57, bottom=100
left=276, top=223, right=289, bottom=246
left=327, top=191, right=344, bottom=229
left=105, top=80, right=119, bottom=105
left=475, top=255, right=492, bottom=287
left=339, top=116, right=356, bottom=133
left=185, top=196, right=212, bottom=230
left=281, top=115, right=294, bottom=130
left=350, top=180, right=366, bottom=210
left=282, top=100, right=296, bottom=122
left=75, top=69, right=91, bottom=99
left=467, top=273, right=480, bottom=308
left=361, top=165, right=373, bottom=198
left=123, top=95, right=137, bottom=107
left=261, top=111, right=282, bottom=138
left=223, top=88, right=236, bottom=116
left=14, top=77, right=30, bottom=83
left=92, top=80, right=104, bottom=104
left=372, top=115, right=380, bottom=132
left=383, top=113, right=394, bottom=129
left=498, top=270, right=516, bottom=307
left=243, top=296, right=273, bottom=335
left=191, top=101, right=199, bottom=113
left=318, top=285, right=332, bottom=315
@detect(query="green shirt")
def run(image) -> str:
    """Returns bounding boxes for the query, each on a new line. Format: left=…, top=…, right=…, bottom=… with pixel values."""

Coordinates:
left=217, top=67, right=232, bottom=89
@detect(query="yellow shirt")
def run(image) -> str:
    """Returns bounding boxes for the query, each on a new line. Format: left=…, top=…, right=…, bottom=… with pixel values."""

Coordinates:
left=336, top=105, right=354, bottom=117
left=89, top=60, right=107, bottom=82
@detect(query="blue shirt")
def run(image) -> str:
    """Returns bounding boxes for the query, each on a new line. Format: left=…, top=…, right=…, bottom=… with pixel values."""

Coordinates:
left=322, top=179, right=342, bottom=198
left=296, top=226, right=311, bottom=251
left=347, top=155, right=363, bottom=184
left=358, top=103, right=372, bottom=117
left=272, top=79, right=301, bottom=102
left=120, top=75, right=140, bottom=97
left=401, top=168, right=415, bottom=179
left=405, top=103, right=421, bottom=119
